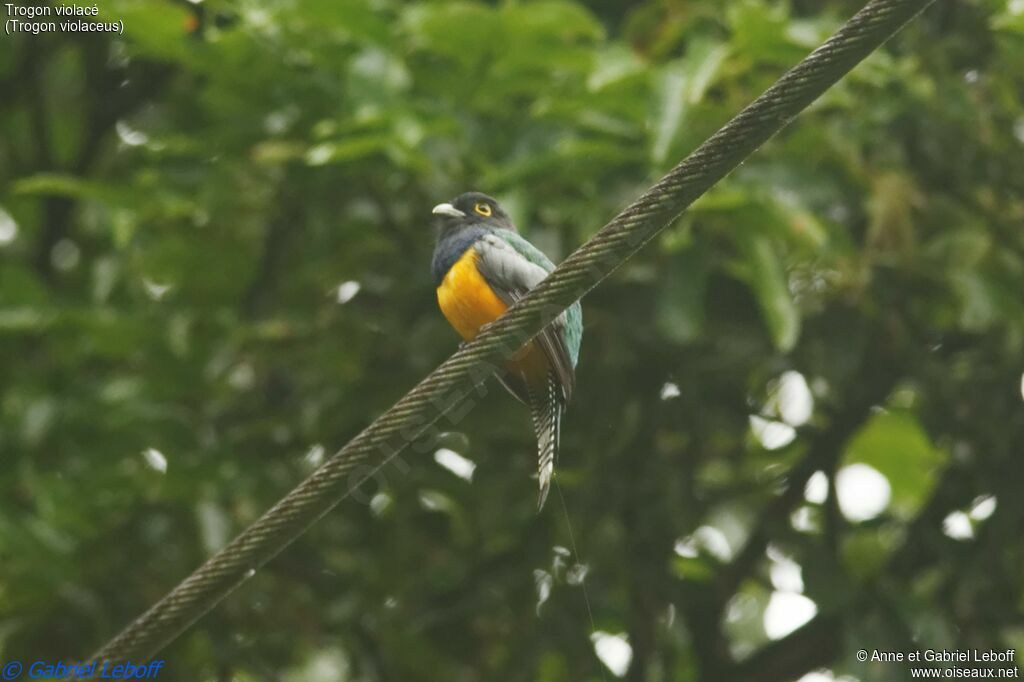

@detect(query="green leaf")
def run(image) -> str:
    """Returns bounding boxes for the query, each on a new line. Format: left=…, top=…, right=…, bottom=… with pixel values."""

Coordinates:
left=100, top=0, right=195, bottom=63
left=656, top=245, right=710, bottom=343
left=12, top=174, right=125, bottom=205
left=0, top=308, right=55, bottom=333
left=866, top=172, right=920, bottom=255
left=841, top=526, right=904, bottom=579
left=587, top=45, right=644, bottom=91
left=924, top=227, right=992, bottom=269
left=196, top=500, right=231, bottom=555
left=650, top=38, right=729, bottom=166
left=402, top=3, right=500, bottom=67
left=843, top=411, right=948, bottom=519
left=951, top=270, right=1024, bottom=332
left=0, top=265, right=50, bottom=306
left=728, top=0, right=804, bottom=66
left=992, top=5, right=1024, bottom=34
left=769, top=191, right=829, bottom=250
left=501, top=1, right=605, bottom=45
left=670, top=556, right=717, bottom=582
left=733, top=229, right=800, bottom=352
left=304, top=135, right=394, bottom=166
left=298, top=0, right=392, bottom=45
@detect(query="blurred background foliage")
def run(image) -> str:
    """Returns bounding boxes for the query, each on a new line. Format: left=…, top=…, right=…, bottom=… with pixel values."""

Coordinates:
left=2, top=0, right=1024, bottom=680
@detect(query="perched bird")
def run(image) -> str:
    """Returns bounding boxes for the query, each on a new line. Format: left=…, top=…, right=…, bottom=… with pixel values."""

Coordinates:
left=430, top=192, right=583, bottom=509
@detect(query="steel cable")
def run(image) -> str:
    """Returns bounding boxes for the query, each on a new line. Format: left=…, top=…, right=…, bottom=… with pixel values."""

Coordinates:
left=91, top=0, right=935, bottom=661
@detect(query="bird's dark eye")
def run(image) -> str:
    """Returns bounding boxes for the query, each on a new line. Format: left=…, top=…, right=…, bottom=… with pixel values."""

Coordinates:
left=474, top=202, right=492, bottom=217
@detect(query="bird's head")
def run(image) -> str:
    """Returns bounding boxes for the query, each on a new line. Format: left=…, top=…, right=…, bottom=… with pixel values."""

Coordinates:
left=432, top=192, right=515, bottom=233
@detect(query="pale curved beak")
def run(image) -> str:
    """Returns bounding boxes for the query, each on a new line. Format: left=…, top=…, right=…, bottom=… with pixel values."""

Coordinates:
left=432, top=202, right=465, bottom=218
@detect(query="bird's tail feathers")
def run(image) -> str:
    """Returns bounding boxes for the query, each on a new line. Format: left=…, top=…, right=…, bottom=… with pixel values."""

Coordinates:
left=530, top=372, right=562, bottom=511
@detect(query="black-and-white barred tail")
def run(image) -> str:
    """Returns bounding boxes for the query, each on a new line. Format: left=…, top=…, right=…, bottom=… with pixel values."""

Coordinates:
left=529, top=371, right=563, bottom=511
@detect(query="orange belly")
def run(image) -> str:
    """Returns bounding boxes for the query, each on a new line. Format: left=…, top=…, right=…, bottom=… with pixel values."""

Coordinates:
left=436, top=247, right=547, bottom=381
left=437, top=247, right=508, bottom=341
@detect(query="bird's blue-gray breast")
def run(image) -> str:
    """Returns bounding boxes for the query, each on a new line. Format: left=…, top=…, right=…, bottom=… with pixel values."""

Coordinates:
left=431, top=225, right=488, bottom=286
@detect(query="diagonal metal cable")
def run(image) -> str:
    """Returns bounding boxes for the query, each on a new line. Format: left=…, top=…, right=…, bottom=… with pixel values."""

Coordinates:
left=91, top=0, right=935, bottom=661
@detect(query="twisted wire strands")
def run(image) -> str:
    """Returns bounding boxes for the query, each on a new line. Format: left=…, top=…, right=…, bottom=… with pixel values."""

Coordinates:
left=91, top=0, right=936, bottom=662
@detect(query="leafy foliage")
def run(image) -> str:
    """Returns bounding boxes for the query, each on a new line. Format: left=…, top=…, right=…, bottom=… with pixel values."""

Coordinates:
left=1, top=0, right=1023, bottom=680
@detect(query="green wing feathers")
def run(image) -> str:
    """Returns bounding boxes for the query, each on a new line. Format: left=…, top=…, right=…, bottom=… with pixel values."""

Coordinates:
left=474, top=229, right=581, bottom=509
left=486, top=229, right=583, bottom=368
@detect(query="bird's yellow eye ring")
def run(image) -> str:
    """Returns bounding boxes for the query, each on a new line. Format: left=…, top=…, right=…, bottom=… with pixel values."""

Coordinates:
left=474, top=202, right=492, bottom=217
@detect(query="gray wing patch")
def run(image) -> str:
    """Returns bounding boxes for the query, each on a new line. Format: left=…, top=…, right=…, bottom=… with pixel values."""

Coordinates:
left=475, top=233, right=550, bottom=290
left=474, top=235, right=576, bottom=402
